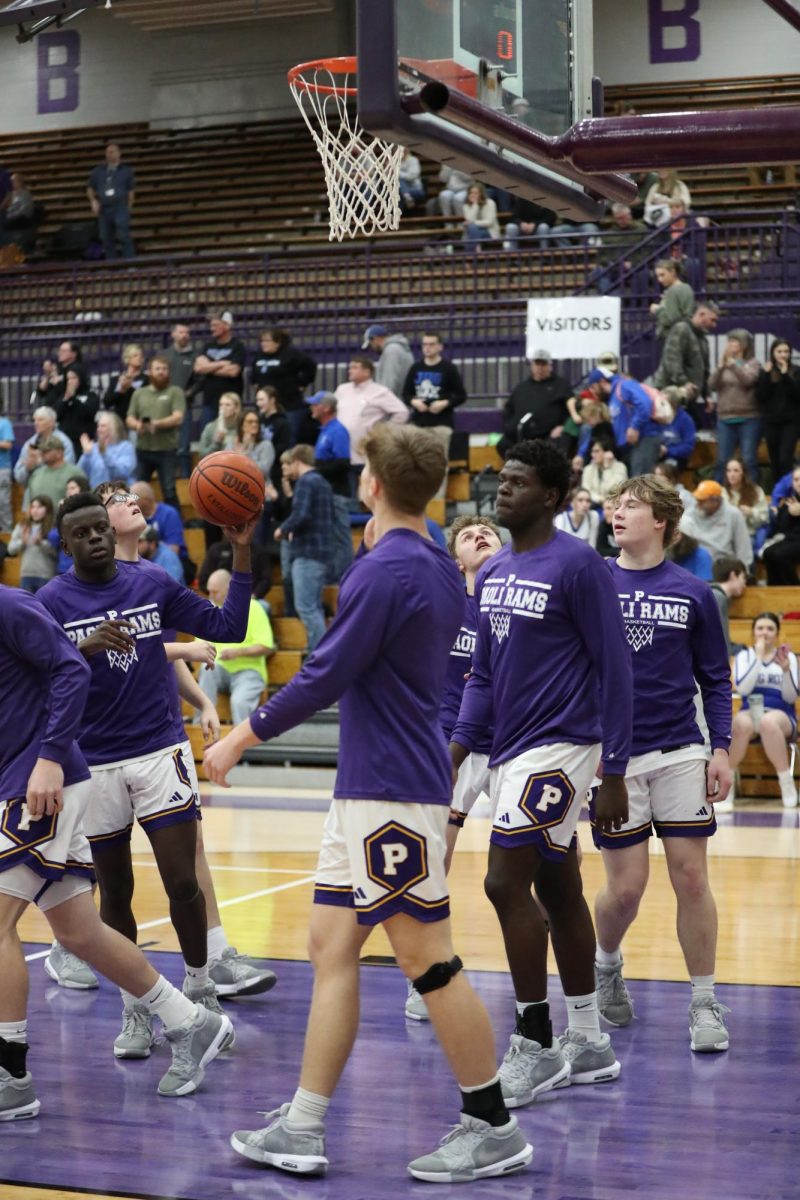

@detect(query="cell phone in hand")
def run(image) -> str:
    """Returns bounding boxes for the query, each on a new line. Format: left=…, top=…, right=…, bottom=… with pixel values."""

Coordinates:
left=141, top=416, right=151, bottom=425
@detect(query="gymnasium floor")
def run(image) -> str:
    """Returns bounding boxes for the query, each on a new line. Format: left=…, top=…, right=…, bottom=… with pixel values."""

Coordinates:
left=3, top=785, right=799, bottom=1200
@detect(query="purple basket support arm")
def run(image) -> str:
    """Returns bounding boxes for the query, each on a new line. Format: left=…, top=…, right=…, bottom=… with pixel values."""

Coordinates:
left=761, top=0, right=800, bottom=34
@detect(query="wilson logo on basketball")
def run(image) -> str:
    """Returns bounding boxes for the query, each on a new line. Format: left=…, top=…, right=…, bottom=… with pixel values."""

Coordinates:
left=220, top=471, right=260, bottom=506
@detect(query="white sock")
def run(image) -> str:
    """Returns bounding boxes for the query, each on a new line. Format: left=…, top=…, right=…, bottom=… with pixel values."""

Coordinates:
left=207, top=924, right=230, bottom=963
left=690, top=974, right=715, bottom=1002
left=778, top=769, right=795, bottom=794
left=184, top=962, right=209, bottom=989
left=120, top=988, right=137, bottom=1009
left=565, top=992, right=601, bottom=1040
left=287, top=1087, right=330, bottom=1129
left=595, top=946, right=622, bottom=968
left=0, top=1020, right=27, bottom=1044
left=515, top=1000, right=544, bottom=1016
left=139, top=975, right=196, bottom=1031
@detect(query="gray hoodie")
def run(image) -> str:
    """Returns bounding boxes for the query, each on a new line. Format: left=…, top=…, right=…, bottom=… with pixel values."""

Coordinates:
left=375, top=334, right=414, bottom=399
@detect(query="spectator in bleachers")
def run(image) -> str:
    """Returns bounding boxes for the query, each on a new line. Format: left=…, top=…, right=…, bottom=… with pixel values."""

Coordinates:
left=763, top=465, right=800, bottom=585
left=0, top=407, right=13, bottom=532
left=36, top=341, right=88, bottom=406
left=590, top=203, right=648, bottom=295
left=398, top=148, right=426, bottom=212
left=13, top=407, right=75, bottom=488
left=503, top=196, right=556, bottom=250
left=401, top=332, right=466, bottom=497
left=55, top=366, right=100, bottom=459
left=437, top=165, right=473, bottom=222
left=102, top=343, right=147, bottom=422
left=131, top=478, right=194, bottom=584
left=679, top=479, right=753, bottom=571
left=650, top=259, right=695, bottom=341
left=48, top=476, right=89, bottom=575
left=461, top=184, right=500, bottom=245
left=193, top=311, right=246, bottom=429
left=643, top=168, right=692, bottom=227
left=198, top=536, right=272, bottom=600
left=274, top=444, right=336, bottom=652
left=198, top=568, right=275, bottom=723
left=575, top=397, right=614, bottom=463
left=77, top=411, right=136, bottom=489
left=499, top=351, right=574, bottom=456
left=709, top=329, right=761, bottom=483
left=199, top=391, right=242, bottom=458
left=664, top=198, right=709, bottom=292
left=137, top=525, right=184, bottom=584
left=581, top=439, right=628, bottom=506
left=335, top=357, right=409, bottom=476
left=0, top=163, right=10, bottom=218
left=710, top=557, right=748, bottom=657
left=724, top=459, right=769, bottom=551
left=555, top=486, right=599, bottom=547
left=87, top=141, right=135, bottom=260
left=126, top=354, right=185, bottom=509
left=7, top=495, right=57, bottom=592
left=0, top=172, right=34, bottom=232
left=585, top=367, right=654, bottom=474
left=255, top=385, right=291, bottom=490
left=306, top=391, right=353, bottom=583
left=362, top=324, right=414, bottom=400
left=656, top=388, right=697, bottom=470
left=652, top=301, right=720, bottom=426
left=756, top=339, right=800, bottom=485
left=653, top=460, right=697, bottom=513
left=595, top=497, right=619, bottom=558
left=666, top=530, right=713, bottom=581
left=234, top=408, right=275, bottom=482
left=163, top=322, right=199, bottom=478
left=250, top=327, right=317, bottom=445
left=21, top=437, right=84, bottom=511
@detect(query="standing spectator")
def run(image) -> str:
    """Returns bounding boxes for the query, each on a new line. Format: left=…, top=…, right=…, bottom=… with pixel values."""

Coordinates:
left=77, top=411, right=136, bottom=488
left=652, top=302, right=720, bottom=426
left=307, top=391, right=353, bottom=582
left=437, top=165, right=473, bottom=222
left=585, top=368, right=653, bottom=473
left=0, top=406, right=13, bottom=531
left=679, top=480, right=753, bottom=571
left=763, top=465, right=800, bottom=585
left=234, top=408, right=275, bottom=482
left=193, top=311, right=246, bottom=429
left=55, top=367, right=100, bottom=459
left=555, top=487, right=599, bottom=547
left=401, top=333, right=466, bottom=495
left=36, top=341, right=88, bottom=406
left=710, top=557, right=748, bottom=657
left=398, top=148, right=426, bottom=212
left=1, top=172, right=35, bottom=231
left=198, top=569, right=275, bottom=722
left=581, top=440, right=628, bottom=505
left=590, top=203, right=649, bottom=296
left=199, top=392, right=242, bottom=458
left=126, top=356, right=185, bottom=509
left=7, top=495, right=57, bottom=592
left=666, top=531, right=713, bottom=581
left=131, top=479, right=195, bottom=584
left=362, top=324, right=414, bottom=400
left=21, top=438, right=83, bottom=510
left=137, top=526, right=184, bottom=583
left=723, top=459, right=769, bottom=550
left=503, top=196, right=556, bottom=250
left=461, top=184, right=500, bottom=245
left=757, top=339, right=800, bottom=485
left=13, top=406, right=74, bottom=488
left=274, top=444, right=336, bottom=652
left=163, top=322, right=198, bottom=477
left=710, top=329, right=762, bottom=483
left=643, top=168, right=692, bottom=227
left=87, top=141, right=135, bottom=259
left=250, top=328, right=317, bottom=445
left=103, top=344, right=147, bottom=423
left=499, top=351, right=574, bottom=454
left=255, top=386, right=291, bottom=490
left=334, top=357, right=409, bottom=473
left=575, top=398, right=614, bottom=462
left=650, top=259, right=695, bottom=341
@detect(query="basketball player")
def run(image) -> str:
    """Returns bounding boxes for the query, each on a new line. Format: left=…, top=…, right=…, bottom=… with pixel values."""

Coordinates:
left=0, top=586, right=232, bottom=1118
left=205, top=425, right=532, bottom=1183
left=404, top=514, right=503, bottom=1023
left=451, top=439, right=632, bottom=1108
left=592, top=475, right=732, bottom=1051
left=36, top=493, right=254, bottom=1059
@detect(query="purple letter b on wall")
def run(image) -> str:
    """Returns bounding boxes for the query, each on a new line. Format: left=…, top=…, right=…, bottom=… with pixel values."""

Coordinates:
left=38, top=31, right=80, bottom=114
left=649, top=0, right=701, bottom=64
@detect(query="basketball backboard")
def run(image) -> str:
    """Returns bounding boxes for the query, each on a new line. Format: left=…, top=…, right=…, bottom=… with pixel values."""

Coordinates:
left=0, top=0, right=107, bottom=25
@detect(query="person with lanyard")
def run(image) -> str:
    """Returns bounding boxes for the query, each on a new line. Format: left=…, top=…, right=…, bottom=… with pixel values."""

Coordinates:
left=87, top=143, right=135, bottom=260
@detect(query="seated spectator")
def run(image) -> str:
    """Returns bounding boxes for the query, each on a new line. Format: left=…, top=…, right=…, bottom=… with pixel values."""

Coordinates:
left=657, top=389, right=697, bottom=470
left=653, top=460, right=696, bottom=513
left=250, top=327, right=317, bottom=445
left=130, top=479, right=194, bottom=584
left=335, top=357, right=408, bottom=481
left=710, top=557, right=748, bottom=657
left=56, top=366, right=100, bottom=459
left=398, top=148, right=426, bottom=212
left=197, top=535, right=272, bottom=599
left=679, top=479, right=753, bottom=572
left=234, top=407, right=275, bottom=482
left=643, top=168, right=692, bottom=227
left=595, top=497, right=619, bottom=558
left=575, top=397, right=614, bottom=463
left=307, top=391, right=353, bottom=583
left=126, top=354, right=185, bottom=510
left=461, top=184, right=500, bottom=245
left=0, top=406, right=13, bottom=532
left=666, top=530, right=713, bottom=581
left=198, top=569, right=275, bottom=723
left=503, top=196, right=556, bottom=250
left=137, top=525, right=183, bottom=583
left=274, top=444, right=336, bottom=652
left=763, top=465, right=800, bottom=585
left=35, top=341, right=88, bottom=406
left=13, top=406, right=75, bottom=487
left=500, top=351, right=574, bottom=455
left=77, top=410, right=136, bottom=488
left=725, top=612, right=800, bottom=810
left=756, top=339, right=800, bottom=486
left=724, top=458, right=769, bottom=550
left=590, top=203, right=649, bottom=295
left=555, top=487, right=599, bottom=547
left=581, top=439, right=628, bottom=505
left=650, top=259, right=695, bottom=341
left=103, top=343, right=147, bottom=422
left=7, top=494, right=57, bottom=592
left=255, top=385, right=291, bottom=490
left=710, top=330, right=761, bottom=484
left=585, top=367, right=653, bottom=474
left=437, top=165, right=473, bottom=222
left=22, top=437, right=84, bottom=510
left=49, top=475, right=89, bottom=574
left=199, top=391, right=242, bottom=458
left=0, top=172, right=34, bottom=231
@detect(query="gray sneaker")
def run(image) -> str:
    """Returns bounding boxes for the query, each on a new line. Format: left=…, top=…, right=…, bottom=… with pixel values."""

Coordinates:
left=0, top=1068, right=40, bottom=1122
left=231, top=1103, right=328, bottom=1175
left=44, top=942, right=99, bottom=990
left=408, top=1114, right=532, bottom=1183
left=689, top=996, right=730, bottom=1052
left=114, top=1003, right=155, bottom=1059
left=183, top=980, right=236, bottom=1051
left=404, top=981, right=430, bottom=1022
left=158, top=1006, right=233, bottom=1097
left=595, top=961, right=634, bottom=1027
left=209, top=948, right=277, bottom=997
left=498, top=1034, right=571, bottom=1108
left=558, top=1030, right=620, bottom=1084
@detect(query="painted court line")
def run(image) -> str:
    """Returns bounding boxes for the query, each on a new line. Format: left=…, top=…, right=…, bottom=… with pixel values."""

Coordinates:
left=131, top=861, right=312, bottom=875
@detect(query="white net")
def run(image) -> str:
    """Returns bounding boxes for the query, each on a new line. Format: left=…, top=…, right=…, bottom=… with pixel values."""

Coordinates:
left=289, top=62, right=404, bottom=242
left=106, top=645, right=139, bottom=673
left=626, top=623, right=654, bottom=653
left=489, top=610, right=511, bottom=643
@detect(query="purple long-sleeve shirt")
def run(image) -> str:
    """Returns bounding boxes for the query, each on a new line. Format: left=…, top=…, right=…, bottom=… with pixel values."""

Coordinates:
left=0, top=585, right=91, bottom=803
left=37, top=560, right=250, bottom=766
left=250, top=528, right=464, bottom=805
left=439, top=590, right=493, bottom=753
left=607, top=559, right=731, bottom=755
left=452, top=532, right=632, bottom=773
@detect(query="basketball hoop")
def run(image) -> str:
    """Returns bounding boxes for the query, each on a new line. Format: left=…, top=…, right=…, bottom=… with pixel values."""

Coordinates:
left=288, top=57, right=404, bottom=242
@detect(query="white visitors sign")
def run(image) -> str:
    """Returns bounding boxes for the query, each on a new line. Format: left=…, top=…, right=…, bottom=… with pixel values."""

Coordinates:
left=526, top=296, right=622, bottom=360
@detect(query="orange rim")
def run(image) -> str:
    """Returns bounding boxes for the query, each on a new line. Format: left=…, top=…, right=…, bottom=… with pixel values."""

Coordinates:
left=287, top=56, right=358, bottom=97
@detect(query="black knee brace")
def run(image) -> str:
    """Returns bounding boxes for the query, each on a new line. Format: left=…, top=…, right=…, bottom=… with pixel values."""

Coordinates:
left=413, top=955, right=463, bottom=995
left=169, top=883, right=201, bottom=906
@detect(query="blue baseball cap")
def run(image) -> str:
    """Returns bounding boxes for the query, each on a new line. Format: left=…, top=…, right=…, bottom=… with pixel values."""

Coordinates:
left=305, top=390, right=336, bottom=407
left=362, top=323, right=387, bottom=348
left=586, top=367, right=614, bottom=385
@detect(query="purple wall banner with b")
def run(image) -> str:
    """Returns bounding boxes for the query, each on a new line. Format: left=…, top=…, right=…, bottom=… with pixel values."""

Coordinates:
left=649, top=0, right=702, bottom=64
left=38, top=31, right=81, bottom=114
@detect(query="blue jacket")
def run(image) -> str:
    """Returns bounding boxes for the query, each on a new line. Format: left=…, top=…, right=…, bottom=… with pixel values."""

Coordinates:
left=645, top=406, right=697, bottom=461
left=608, top=376, right=652, bottom=449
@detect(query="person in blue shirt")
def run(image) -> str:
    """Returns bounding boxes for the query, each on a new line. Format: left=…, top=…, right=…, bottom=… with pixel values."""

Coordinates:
left=586, top=369, right=653, bottom=474
left=308, top=392, right=353, bottom=583
left=0, top=409, right=13, bottom=531
left=87, top=143, right=135, bottom=260
left=657, top=393, right=697, bottom=471
left=138, top=526, right=184, bottom=583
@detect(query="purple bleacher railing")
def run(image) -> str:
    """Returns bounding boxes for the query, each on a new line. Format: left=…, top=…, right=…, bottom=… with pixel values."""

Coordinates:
left=1, top=209, right=798, bottom=423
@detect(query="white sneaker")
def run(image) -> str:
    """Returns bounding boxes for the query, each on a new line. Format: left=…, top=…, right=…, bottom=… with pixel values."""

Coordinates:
left=780, top=784, right=798, bottom=809
left=404, top=981, right=430, bottom=1022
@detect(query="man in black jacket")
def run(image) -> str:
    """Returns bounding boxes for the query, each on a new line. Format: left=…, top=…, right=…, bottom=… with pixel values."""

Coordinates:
left=251, top=328, right=317, bottom=446
left=401, top=332, right=467, bottom=497
left=499, top=352, right=575, bottom=455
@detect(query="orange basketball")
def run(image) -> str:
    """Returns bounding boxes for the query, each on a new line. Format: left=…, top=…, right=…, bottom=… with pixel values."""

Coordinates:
left=189, top=451, right=265, bottom=527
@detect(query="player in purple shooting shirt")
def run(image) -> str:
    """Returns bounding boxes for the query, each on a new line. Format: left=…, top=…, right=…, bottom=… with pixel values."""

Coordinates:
left=0, top=587, right=232, bottom=1119
left=452, top=439, right=633, bottom=1108
left=36, top=492, right=255, bottom=1061
left=205, top=425, right=532, bottom=1184
left=592, top=474, right=733, bottom=1053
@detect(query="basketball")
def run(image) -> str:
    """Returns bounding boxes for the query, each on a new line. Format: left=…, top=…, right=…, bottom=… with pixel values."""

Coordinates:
left=189, top=451, right=265, bottom=527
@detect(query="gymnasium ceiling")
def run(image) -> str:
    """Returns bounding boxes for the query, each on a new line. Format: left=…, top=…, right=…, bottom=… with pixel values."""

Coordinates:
left=109, top=0, right=334, bottom=32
